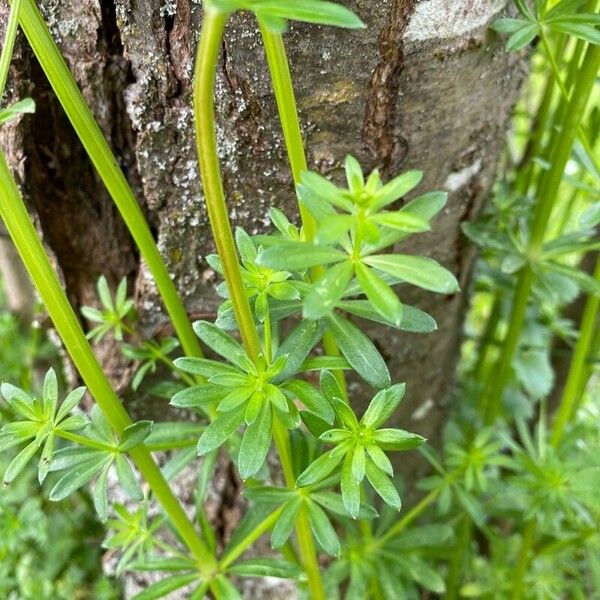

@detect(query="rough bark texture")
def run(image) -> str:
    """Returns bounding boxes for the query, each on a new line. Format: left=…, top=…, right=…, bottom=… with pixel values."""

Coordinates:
left=1, top=0, right=524, bottom=595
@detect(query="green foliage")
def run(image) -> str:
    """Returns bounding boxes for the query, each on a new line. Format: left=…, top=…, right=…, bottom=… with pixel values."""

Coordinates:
left=0, top=0, right=598, bottom=597
left=492, top=0, right=600, bottom=50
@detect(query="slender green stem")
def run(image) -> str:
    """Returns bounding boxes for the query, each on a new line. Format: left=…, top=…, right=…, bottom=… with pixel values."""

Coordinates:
left=14, top=0, right=202, bottom=361
left=55, top=429, right=117, bottom=453
left=445, top=517, right=472, bottom=600
left=375, top=488, right=440, bottom=548
left=193, top=11, right=325, bottom=598
left=220, top=506, right=284, bottom=569
left=193, top=8, right=260, bottom=361
left=273, top=418, right=326, bottom=600
left=539, top=28, right=600, bottom=179
left=258, top=25, right=315, bottom=238
left=0, top=152, right=217, bottom=576
left=0, top=0, right=22, bottom=99
left=258, top=25, right=348, bottom=398
left=551, top=256, right=600, bottom=446
left=484, top=43, right=600, bottom=423
left=511, top=519, right=535, bottom=599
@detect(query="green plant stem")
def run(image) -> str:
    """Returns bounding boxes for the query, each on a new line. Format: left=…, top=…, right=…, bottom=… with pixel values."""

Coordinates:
left=375, top=488, right=440, bottom=548
left=483, top=42, right=600, bottom=424
left=14, top=0, right=202, bottom=361
left=445, top=516, right=472, bottom=600
left=551, top=256, right=600, bottom=446
left=220, top=506, right=284, bottom=570
left=511, top=519, right=535, bottom=599
left=539, top=28, right=600, bottom=179
left=258, top=25, right=315, bottom=238
left=272, top=418, right=326, bottom=600
left=0, top=152, right=218, bottom=577
left=0, top=0, right=22, bottom=98
left=258, top=25, right=348, bottom=399
left=473, top=294, right=502, bottom=382
left=193, top=8, right=261, bottom=360
left=193, top=11, right=325, bottom=598
left=55, top=429, right=117, bottom=453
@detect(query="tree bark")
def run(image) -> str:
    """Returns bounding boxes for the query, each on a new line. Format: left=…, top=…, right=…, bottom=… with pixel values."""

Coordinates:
left=1, top=1, right=523, bottom=590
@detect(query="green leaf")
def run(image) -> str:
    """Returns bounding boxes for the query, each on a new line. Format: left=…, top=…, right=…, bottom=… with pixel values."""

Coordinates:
left=315, top=214, right=354, bottom=244
left=130, top=574, right=199, bottom=600
left=403, top=556, right=445, bottom=594
left=301, top=355, right=351, bottom=371
left=119, top=420, right=153, bottom=451
left=328, top=313, right=391, bottom=389
left=97, top=275, right=114, bottom=310
left=306, top=499, right=341, bottom=556
left=365, top=444, right=393, bottom=476
left=332, top=398, right=359, bottom=429
left=490, top=17, right=528, bottom=33
left=274, top=319, right=324, bottom=381
left=238, top=402, right=273, bottom=479
left=255, top=0, right=365, bottom=29
left=297, top=448, right=344, bottom=487
left=145, top=422, right=205, bottom=449
left=320, top=369, right=346, bottom=403
left=365, top=460, right=401, bottom=510
left=374, top=428, right=426, bottom=451
left=372, top=170, right=423, bottom=211
left=311, top=490, right=378, bottom=519
left=304, top=261, right=354, bottom=319
left=93, top=462, right=111, bottom=522
left=337, top=299, right=437, bottom=333
left=38, top=432, right=55, bottom=484
left=218, top=386, right=255, bottom=412
left=0, top=98, right=36, bottom=125
left=228, top=557, right=302, bottom=579
left=271, top=497, right=302, bottom=548
left=300, top=171, right=353, bottom=212
left=341, top=452, right=361, bottom=518
left=506, top=22, right=539, bottom=51
left=193, top=321, right=253, bottom=372
left=49, top=446, right=102, bottom=471
left=4, top=440, right=39, bottom=485
left=56, top=386, right=86, bottom=422
left=174, top=357, right=243, bottom=379
left=171, top=384, right=227, bottom=409
left=545, top=261, right=600, bottom=295
left=351, top=445, right=366, bottom=482
left=50, top=456, right=109, bottom=501
left=283, top=379, right=334, bottom=423
left=0, top=421, right=38, bottom=451
left=197, top=405, right=245, bottom=455
left=355, top=262, right=403, bottom=326
left=257, top=241, right=347, bottom=271
left=550, top=20, right=600, bottom=44
left=364, top=254, right=459, bottom=294
left=43, top=369, right=58, bottom=416
left=244, top=485, right=295, bottom=504
left=235, top=227, right=257, bottom=262
left=115, top=454, right=143, bottom=500
left=300, top=410, right=333, bottom=438
left=372, top=209, right=429, bottom=233
left=362, top=384, right=406, bottom=429
left=0, top=383, right=39, bottom=421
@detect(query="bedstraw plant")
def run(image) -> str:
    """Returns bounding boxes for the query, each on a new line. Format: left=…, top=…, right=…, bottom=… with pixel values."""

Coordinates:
left=0, top=0, right=599, bottom=598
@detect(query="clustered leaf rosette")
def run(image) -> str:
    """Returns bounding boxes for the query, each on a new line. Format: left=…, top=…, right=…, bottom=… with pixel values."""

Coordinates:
left=256, top=155, right=458, bottom=332
left=0, top=369, right=87, bottom=486
left=296, top=377, right=425, bottom=518
left=172, top=321, right=334, bottom=480
left=80, top=276, right=135, bottom=342
left=208, top=227, right=301, bottom=324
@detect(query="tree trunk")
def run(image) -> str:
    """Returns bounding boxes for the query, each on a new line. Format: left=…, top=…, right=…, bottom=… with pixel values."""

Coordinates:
left=1, top=0, right=523, bottom=591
